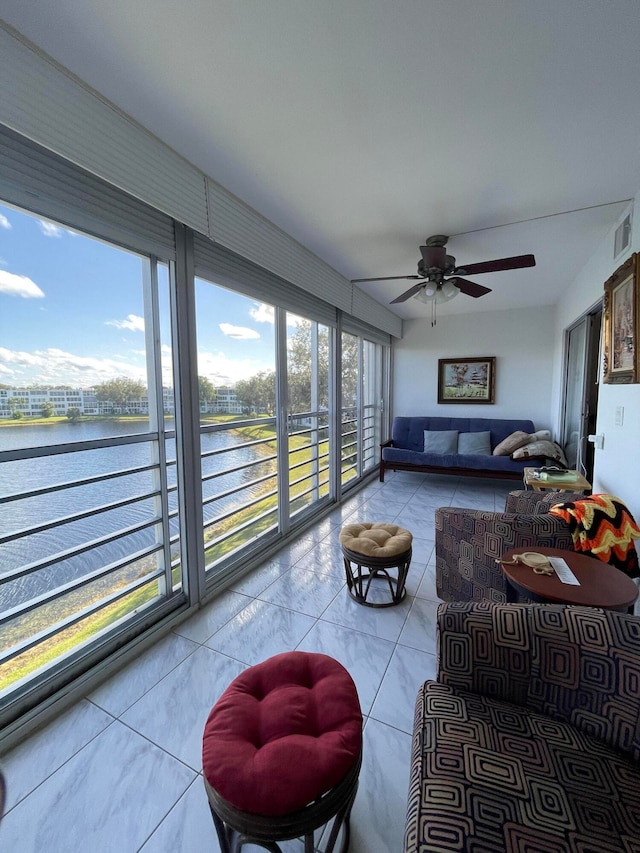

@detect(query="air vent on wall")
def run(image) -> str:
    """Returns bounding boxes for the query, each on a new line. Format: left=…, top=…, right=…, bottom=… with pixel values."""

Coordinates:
left=614, top=211, right=632, bottom=259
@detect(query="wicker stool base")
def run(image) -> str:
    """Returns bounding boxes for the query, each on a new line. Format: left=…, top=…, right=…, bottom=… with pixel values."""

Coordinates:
left=204, top=749, right=361, bottom=853
left=342, top=546, right=412, bottom=608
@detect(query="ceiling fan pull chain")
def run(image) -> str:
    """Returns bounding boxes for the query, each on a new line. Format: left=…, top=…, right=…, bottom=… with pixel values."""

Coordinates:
left=431, top=299, right=436, bottom=327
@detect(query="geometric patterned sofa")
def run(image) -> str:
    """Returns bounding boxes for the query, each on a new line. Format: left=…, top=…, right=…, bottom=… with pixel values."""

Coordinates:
left=435, top=489, right=588, bottom=603
left=404, top=601, right=640, bottom=852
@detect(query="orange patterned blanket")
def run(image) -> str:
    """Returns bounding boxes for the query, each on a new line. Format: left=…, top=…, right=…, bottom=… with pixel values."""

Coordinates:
left=549, top=494, right=640, bottom=577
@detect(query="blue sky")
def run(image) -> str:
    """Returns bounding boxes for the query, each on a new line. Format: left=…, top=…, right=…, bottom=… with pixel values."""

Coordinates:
left=0, top=201, right=277, bottom=388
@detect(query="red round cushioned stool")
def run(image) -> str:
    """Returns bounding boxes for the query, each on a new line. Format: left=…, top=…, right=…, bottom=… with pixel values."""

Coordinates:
left=202, top=651, right=362, bottom=853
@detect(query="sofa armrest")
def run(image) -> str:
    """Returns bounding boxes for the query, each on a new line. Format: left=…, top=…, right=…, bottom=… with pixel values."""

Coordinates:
left=435, top=506, right=574, bottom=602
left=436, top=601, right=640, bottom=760
left=505, top=489, right=588, bottom=514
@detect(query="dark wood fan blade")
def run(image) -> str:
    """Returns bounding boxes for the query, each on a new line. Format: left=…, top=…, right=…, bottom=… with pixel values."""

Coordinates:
left=419, top=245, right=446, bottom=268
left=351, top=275, right=423, bottom=283
left=455, top=253, right=535, bottom=276
left=449, top=277, right=491, bottom=298
left=390, top=283, right=426, bottom=304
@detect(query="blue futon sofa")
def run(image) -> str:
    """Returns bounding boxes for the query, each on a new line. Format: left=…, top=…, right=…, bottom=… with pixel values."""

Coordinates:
left=380, top=416, right=535, bottom=481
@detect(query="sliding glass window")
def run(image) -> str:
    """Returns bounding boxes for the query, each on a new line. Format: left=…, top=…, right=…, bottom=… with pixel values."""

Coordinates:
left=341, top=332, right=386, bottom=487
left=195, top=279, right=278, bottom=574
left=286, top=314, right=332, bottom=522
left=0, top=201, right=181, bottom=710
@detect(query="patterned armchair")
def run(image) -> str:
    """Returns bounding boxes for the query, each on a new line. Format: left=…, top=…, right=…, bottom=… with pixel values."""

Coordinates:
left=404, top=602, right=640, bottom=852
left=435, top=489, right=587, bottom=602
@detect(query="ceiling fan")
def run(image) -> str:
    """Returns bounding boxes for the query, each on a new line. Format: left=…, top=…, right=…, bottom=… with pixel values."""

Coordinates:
left=351, top=235, right=536, bottom=306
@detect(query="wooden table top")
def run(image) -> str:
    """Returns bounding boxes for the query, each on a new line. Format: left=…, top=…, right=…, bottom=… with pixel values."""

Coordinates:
left=523, top=467, right=591, bottom=492
left=500, top=546, right=638, bottom=610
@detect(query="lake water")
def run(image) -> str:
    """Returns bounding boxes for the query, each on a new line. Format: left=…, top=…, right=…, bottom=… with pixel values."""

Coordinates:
left=0, top=420, right=277, bottom=612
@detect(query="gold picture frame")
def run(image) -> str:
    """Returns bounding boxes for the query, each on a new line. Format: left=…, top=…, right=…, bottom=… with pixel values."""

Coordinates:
left=437, top=356, right=496, bottom=403
left=603, top=253, right=640, bottom=384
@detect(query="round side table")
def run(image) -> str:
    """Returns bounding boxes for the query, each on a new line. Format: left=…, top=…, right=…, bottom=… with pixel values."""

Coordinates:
left=500, top=546, right=638, bottom=612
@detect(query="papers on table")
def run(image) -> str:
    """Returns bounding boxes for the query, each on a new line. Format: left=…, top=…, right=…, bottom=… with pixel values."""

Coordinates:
left=547, top=556, right=580, bottom=585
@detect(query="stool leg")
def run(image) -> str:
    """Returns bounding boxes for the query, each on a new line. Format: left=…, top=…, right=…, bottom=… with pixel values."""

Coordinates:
left=323, top=780, right=358, bottom=853
left=209, top=803, right=233, bottom=853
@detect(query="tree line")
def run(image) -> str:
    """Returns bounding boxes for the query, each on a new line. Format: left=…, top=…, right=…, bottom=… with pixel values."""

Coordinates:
left=2, top=321, right=361, bottom=420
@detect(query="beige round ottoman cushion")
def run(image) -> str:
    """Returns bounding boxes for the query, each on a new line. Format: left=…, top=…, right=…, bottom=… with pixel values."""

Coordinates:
left=339, top=523, right=412, bottom=559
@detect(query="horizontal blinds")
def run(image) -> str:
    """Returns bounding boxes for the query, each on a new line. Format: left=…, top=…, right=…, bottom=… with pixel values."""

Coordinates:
left=0, top=124, right=176, bottom=259
left=207, top=180, right=352, bottom=314
left=341, top=314, right=392, bottom=347
left=351, top=287, right=403, bottom=338
left=194, top=233, right=337, bottom=326
left=0, top=23, right=402, bottom=340
left=0, top=24, right=208, bottom=237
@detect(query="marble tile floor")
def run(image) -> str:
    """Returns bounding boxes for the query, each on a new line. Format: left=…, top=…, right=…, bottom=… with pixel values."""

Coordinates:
left=0, top=472, right=514, bottom=853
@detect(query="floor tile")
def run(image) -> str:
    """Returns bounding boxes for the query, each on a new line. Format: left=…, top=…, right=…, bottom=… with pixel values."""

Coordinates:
left=89, top=632, right=199, bottom=717
left=229, top=559, right=290, bottom=596
left=173, top=590, right=251, bottom=645
left=321, top=587, right=412, bottom=643
left=304, top=536, right=345, bottom=564
left=296, top=620, right=394, bottom=714
left=2, top=475, right=509, bottom=853
left=410, top=535, right=435, bottom=564
left=0, top=721, right=195, bottom=853
left=139, top=776, right=221, bottom=853
left=1, top=699, right=114, bottom=812
left=397, top=596, right=440, bottom=653
left=350, top=719, right=412, bottom=852
left=258, top=567, right=345, bottom=617
left=415, top=561, right=438, bottom=600
left=295, top=542, right=345, bottom=578
left=369, top=644, right=437, bottom=735
left=121, top=646, right=245, bottom=770
left=205, top=599, right=316, bottom=666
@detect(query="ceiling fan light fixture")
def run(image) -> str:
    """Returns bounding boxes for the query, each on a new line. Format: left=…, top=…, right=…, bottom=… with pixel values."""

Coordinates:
left=413, top=286, right=431, bottom=304
left=440, top=280, right=460, bottom=300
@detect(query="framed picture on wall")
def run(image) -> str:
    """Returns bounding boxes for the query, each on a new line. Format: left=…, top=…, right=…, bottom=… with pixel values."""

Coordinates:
left=437, top=357, right=496, bottom=403
left=603, top=253, right=639, bottom=384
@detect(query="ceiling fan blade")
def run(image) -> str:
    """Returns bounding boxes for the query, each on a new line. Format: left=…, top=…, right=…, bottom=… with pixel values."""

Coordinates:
left=455, top=253, right=535, bottom=276
left=390, top=283, right=426, bottom=304
left=351, top=274, right=423, bottom=283
left=419, top=245, right=446, bottom=268
left=448, top=277, right=491, bottom=298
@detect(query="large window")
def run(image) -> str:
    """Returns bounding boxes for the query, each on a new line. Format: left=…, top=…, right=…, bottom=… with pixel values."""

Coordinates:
left=341, top=332, right=386, bottom=487
left=0, top=189, right=391, bottom=725
left=195, top=279, right=279, bottom=572
left=0, top=202, right=180, bottom=706
left=286, top=314, right=332, bottom=521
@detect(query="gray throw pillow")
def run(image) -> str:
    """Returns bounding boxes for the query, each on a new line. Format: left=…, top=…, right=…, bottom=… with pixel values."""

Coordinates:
left=458, top=431, right=492, bottom=455
left=423, top=430, right=459, bottom=454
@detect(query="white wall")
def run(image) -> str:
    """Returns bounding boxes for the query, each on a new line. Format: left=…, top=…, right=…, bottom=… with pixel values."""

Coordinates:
left=393, top=305, right=555, bottom=430
left=553, top=195, right=640, bottom=521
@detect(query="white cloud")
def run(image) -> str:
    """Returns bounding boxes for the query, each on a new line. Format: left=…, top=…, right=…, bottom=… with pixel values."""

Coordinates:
left=248, top=302, right=299, bottom=328
left=106, top=314, right=145, bottom=332
left=249, top=302, right=274, bottom=324
left=0, top=270, right=45, bottom=299
left=0, top=213, right=11, bottom=230
left=0, top=363, right=14, bottom=375
left=0, top=346, right=146, bottom=388
left=38, top=220, right=64, bottom=238
left=197, top=350, right=272, bottom=384
left=219, top=323, right=260, bottom=340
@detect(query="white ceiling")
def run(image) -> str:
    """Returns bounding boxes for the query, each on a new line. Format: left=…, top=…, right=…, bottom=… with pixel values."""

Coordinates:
left=2, top=0, right=640, bottom=320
